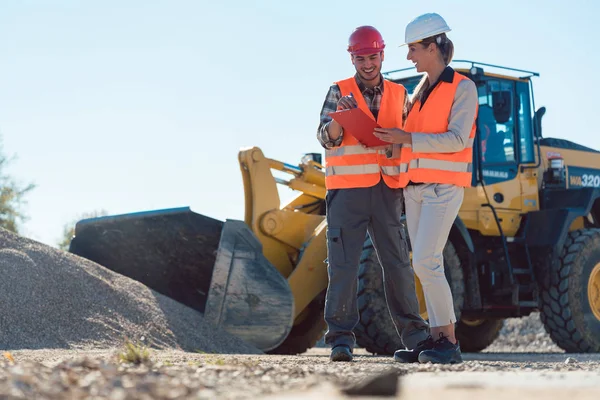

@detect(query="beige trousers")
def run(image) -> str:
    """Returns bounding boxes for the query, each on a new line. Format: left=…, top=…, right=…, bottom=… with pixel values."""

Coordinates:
left=403, top=183, right=464, bottom=328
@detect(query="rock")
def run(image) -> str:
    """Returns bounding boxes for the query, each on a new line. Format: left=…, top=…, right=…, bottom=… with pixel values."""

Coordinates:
left=340, top=368, right=403, bottom=397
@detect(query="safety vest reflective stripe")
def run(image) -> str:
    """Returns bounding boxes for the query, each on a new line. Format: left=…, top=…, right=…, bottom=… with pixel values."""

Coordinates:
left=381, top=164, right=408, bottom=175
left=401, top=137, right=474, bottom=150
left=411, top=147, right=472, bottom=163
left=326, top=162, right=409, bottom=176
left=324, top=77, right=408, bottom=190
left=409, top=159, right=471, bottom=173
left=327, top=145, right=377, bottom=157
left=326, top=164, right=380, bottom=175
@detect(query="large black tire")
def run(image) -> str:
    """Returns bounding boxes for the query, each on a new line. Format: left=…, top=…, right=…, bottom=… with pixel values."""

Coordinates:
left=539, top=229, right=600, bottom=353
left=355, top=237, right=465, bottom=355
left=267, top=292, right=327, bottom=355
left=455, top=318, right=504, bottom=352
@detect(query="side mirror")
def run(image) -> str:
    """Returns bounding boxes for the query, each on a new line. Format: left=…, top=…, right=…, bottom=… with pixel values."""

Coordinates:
left=492, top=90, right=512, bottom=124
left=534, top=106, right=546, bottom=138
left=469, top=66, right=485, bottom=84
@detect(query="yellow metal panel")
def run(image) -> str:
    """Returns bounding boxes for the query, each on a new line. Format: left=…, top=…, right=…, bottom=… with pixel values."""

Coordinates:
left=287, top=179, right=326, bottom=200
left=477, top=209, right=522, bottom=237
left=238, top=147, right=294, bottom=277
left=414, top=275, right=428, bottom=318
left=458, top=210, right=479, bottom=231
left=460, top=166, right=540, bottom=236
left=300, top=166, right=326, bottom=190
left=260, top=209, right=325, bottom=252
left=287, top=221, right=329, bottom=318
left=520, top=166, right=541, bottom=213
left=540, top=145, right=600, bottom=171
left=569, top=217, right=585, bottom=231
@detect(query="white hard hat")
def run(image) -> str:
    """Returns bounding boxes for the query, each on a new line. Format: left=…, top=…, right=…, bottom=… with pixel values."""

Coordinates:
left=401, top=13, right=451, bottom=46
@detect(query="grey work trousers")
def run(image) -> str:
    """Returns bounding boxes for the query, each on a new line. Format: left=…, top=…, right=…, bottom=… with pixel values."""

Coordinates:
left=323, top=179, right=430, bottom=351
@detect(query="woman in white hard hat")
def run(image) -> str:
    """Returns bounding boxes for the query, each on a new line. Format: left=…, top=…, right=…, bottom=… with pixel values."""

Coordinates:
left=373, top=12, right=478, bottom=364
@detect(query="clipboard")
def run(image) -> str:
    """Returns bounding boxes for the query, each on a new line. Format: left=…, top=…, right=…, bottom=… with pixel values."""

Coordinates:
left=328, top=108, right=388, bottom=147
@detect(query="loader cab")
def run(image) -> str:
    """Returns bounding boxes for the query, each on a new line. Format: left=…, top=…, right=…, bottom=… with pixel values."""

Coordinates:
left=466, top=65, right=540, bottom=185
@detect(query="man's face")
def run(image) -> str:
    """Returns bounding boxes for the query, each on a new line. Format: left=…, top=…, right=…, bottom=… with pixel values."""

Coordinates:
left=351, top=51, right=384, bottom=84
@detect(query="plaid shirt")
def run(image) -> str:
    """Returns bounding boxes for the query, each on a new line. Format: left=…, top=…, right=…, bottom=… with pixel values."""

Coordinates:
left=317, top=74, right=410, bottom=149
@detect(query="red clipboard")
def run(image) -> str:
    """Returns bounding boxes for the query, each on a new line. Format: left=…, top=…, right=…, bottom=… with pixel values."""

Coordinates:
left=328, top=108, right=388, bottom=147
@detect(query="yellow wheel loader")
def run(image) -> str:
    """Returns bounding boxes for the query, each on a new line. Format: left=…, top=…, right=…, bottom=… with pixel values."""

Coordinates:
left=69, top=60, right=600, bottom=354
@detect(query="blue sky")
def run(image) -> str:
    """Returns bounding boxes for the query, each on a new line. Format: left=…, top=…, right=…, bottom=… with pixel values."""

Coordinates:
left=0, top=0, right=598, bottom=247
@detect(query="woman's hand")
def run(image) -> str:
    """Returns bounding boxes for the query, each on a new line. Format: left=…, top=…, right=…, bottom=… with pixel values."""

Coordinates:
left=373, top=127, right=411, bottom=144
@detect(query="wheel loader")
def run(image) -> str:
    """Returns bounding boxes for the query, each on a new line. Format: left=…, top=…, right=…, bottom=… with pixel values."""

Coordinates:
left=69, top=60, right=600, bottom=355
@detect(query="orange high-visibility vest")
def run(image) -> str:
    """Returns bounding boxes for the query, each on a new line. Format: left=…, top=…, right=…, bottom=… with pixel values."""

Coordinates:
left=325, top=77, right=410, bottom=190
left=404, top=72, right=477, bottom=187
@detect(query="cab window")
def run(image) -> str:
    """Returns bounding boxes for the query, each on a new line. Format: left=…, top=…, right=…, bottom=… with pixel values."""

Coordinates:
left=477, top=80, right=516, bottom=164
left=516, top=81, right=536, bottom=164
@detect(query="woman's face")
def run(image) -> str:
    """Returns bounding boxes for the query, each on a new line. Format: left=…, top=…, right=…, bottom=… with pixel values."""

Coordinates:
left=406, top=42, right=433, bottom=73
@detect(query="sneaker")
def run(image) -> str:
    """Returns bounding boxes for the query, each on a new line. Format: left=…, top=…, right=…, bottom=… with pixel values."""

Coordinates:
left=330, top=344, right=353, bottom=362
left=393, top=335, right=434, bottom=363
left=418, top=333, right=463, bottom=364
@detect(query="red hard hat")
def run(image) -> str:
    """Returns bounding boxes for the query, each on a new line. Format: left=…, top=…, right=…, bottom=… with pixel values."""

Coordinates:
left=347, top=26, right=385, bottom=55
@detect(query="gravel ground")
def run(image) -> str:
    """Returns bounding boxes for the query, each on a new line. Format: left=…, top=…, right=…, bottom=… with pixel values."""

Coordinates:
left=1, top=228, right=598, bottom=399
left=2, top=348, right=599, bottom=399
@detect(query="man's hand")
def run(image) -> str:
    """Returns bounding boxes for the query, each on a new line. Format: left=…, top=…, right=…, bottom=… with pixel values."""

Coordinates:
left=337, top=94, right=358, bottom=110
left=328, top=94, right=357, bottom=142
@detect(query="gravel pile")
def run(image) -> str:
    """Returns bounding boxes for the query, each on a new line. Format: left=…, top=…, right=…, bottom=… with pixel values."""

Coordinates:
left=486, top=313, right=563, bottom=353
left=0, top=228, right=261, bottom=355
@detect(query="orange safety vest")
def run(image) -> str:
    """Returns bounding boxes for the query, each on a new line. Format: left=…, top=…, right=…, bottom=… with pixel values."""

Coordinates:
left=403, top=72, right=478, bottom=187
left=325, top=77, right=410, bottom=190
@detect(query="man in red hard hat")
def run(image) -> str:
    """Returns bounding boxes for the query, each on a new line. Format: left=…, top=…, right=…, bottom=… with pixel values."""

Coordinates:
left=317, top=25, right=430, bottom=362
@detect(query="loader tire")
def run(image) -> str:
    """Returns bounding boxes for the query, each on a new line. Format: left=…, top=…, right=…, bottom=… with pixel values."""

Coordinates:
left=266, top=292, right=327, bottom=355
left=455, top=318, right=504, bottom=352
left=539, top=229, right=600, bottom=353
left=355, top=237, right=465, bottom=355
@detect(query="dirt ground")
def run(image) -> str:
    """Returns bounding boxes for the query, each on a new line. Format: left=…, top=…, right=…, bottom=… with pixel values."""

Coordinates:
left=3, top=347, right=600, bottom=399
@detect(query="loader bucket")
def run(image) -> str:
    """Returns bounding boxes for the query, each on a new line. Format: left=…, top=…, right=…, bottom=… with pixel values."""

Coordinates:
left=68, top=207, right=294, bottom=351
left=69, top=207, right=222, bottom=313
left=204, top=219, right=294, bottom=351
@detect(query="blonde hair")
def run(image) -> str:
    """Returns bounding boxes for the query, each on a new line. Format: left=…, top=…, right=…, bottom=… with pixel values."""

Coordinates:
left=410, top=33, right=455, bottom=106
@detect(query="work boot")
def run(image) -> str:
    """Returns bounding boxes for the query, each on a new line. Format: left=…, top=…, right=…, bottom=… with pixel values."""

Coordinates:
left=330, top=345, right=353, bottom=362
left=418, top=333, right=463, bottom=364
left=393, top=335, right=434, bottom=363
